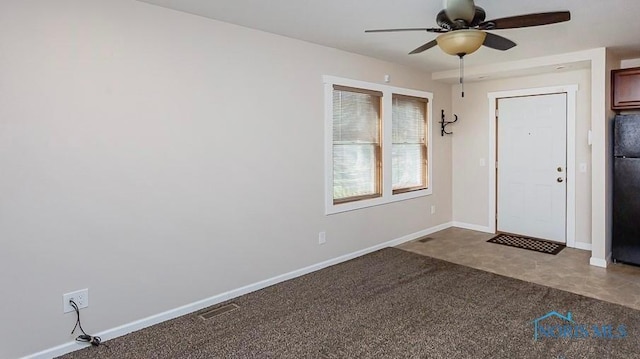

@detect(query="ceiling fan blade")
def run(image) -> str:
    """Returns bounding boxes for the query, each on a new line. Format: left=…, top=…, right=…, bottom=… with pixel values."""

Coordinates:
left=444, top=0, right=476, bottom=22
left=409, top=40, right=438, bottom=55
left=365, top=28, right=442, bottom=33
left=479, top=11, right=570, bottom=30
left=482, top=32, right=517, bottom=51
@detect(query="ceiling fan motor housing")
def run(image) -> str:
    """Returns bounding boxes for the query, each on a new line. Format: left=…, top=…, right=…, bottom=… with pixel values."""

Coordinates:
left=444, top=0, right=476, bottom=22
left=470, top=7, right=486, bottom=26
left=438, top=6, right=487, bottom=30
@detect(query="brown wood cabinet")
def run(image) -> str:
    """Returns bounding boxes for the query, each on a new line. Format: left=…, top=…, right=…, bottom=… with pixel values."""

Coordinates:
left=612, top=67, right=640, bottom=110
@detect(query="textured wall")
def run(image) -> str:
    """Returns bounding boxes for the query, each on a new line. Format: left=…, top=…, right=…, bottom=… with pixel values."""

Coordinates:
left=0, top=1, right=452, bottom=357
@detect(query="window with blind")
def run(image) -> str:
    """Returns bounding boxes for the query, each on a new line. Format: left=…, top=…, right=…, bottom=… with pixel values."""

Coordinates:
left=324, top=76, right=432, bottom=214
left=392, top=94, right=428, bottom=194
left=332, top=86, right=382, bottom=203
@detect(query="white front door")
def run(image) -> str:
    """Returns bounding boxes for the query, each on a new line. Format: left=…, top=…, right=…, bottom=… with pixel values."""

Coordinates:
left=497, top=93, right=567, bottom=243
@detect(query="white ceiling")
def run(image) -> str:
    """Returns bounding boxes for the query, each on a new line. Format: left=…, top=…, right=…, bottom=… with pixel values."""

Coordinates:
left=137, top=0, right=640, bottom=73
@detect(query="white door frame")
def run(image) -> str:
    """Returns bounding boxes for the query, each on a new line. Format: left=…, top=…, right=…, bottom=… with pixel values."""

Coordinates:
left=488, top=85, right=578, bottom=248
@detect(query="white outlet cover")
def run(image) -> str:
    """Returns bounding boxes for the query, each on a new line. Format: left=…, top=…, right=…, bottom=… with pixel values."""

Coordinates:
left=63, top=288, right=89, bottom=313
left=318, top=231, right=326, bottom=245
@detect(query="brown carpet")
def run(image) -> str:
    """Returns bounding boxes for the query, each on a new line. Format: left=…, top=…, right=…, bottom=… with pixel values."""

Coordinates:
left=58, top=248, right=640, bottom=358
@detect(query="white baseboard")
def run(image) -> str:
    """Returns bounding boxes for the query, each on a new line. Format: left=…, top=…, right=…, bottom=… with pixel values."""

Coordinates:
left=451, top=221, right=493, bottom=233
left=572, top=242, right=592, bottom=251
left=22, top=221, right=453, bottom=359
left=590, top=252, right=612, bottom=268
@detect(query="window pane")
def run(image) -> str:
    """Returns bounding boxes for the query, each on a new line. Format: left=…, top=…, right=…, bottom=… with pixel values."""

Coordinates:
left=333, top=91, right=380, bottom=143
left=392, top=95, right=427, bottom=192
left=392, top=144, right=424, bottom=189
left=333, top=144, right=378, bottom=200
left=392, top=96, right=425, bottom=144
left=332, top=86, right=381, bottom=203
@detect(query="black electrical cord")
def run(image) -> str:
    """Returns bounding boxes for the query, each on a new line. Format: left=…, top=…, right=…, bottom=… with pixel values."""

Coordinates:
left=69, top=299, right=102, bottom=346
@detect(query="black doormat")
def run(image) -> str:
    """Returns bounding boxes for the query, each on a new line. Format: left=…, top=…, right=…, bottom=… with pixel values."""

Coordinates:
left=488, top=233, right=565, bottom=255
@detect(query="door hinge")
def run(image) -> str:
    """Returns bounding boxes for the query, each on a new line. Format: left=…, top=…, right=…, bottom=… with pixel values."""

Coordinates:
left=495, top=161, right=498, bottom=169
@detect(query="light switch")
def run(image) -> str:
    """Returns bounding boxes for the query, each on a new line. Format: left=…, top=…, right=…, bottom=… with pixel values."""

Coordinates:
left=479, top=158, right=486, bottom=167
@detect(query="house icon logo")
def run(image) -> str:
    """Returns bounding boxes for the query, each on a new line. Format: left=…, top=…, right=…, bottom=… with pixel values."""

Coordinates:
left=531, top=310, right=627, bottom=341
left=531, top=311, right=574, bottom=341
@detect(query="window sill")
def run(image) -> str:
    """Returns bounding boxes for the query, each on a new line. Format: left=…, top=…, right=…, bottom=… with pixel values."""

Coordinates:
left=325, top=187, right=432, bottom=215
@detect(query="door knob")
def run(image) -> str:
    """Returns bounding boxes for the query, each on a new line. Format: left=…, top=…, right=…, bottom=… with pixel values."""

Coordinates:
left=557, top=177, right=564, bottom=183
left=557, top=167, right=563, bottom=172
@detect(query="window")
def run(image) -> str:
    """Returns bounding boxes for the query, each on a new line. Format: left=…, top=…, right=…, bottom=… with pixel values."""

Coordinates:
left=392, top=94, right=428, bottom=194
left=324, top=76, right=433, bottom=214
left=332, top=86, right=382, bottom=204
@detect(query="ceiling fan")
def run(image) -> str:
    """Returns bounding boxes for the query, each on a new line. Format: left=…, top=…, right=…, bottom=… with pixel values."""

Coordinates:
left=366, top=0, right=571, bottom=56
left=365, top=0, right=571, bottom=96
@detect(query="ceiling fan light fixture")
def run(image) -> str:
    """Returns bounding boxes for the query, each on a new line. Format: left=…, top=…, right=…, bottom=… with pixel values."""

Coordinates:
left=436, top=29, right=487, bottom=56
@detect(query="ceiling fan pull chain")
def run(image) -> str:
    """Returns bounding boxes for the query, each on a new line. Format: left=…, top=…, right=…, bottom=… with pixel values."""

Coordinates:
left=459, top=54, right=465, bottom=98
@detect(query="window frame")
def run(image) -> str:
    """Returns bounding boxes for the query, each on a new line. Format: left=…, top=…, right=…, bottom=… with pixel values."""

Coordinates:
left=324, top=75, right=433, bottom=215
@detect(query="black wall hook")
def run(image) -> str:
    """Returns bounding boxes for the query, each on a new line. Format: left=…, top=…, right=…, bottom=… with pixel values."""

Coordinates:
left=441, top=109, right=458, bottom=136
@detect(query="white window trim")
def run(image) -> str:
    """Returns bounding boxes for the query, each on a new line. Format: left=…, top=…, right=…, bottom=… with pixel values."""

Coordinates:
left=324, top=75, right=434, bottom=215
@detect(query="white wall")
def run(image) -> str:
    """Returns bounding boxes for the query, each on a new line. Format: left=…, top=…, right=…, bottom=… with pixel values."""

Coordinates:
left=451, top=69, right=592, bottom=246
left=0, top=1, right=452, bottom=357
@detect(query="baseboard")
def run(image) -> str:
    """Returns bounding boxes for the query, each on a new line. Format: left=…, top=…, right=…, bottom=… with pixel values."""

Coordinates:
left=22, top=221, right=453, bottom=359
left=572, top=242, right=592, bottom=251
left=589, top=252, right=612, bottom=268
left=384, top=222, right=453, bottom=247
left=451, top=221, right=493, bottom=233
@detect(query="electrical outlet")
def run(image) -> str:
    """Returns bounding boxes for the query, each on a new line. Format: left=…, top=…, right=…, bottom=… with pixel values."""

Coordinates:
left=318, top=231, right=326, bottom=245
left=63, top=289, right=89, bottom=313
left=431, top=205, right=436, bottom=214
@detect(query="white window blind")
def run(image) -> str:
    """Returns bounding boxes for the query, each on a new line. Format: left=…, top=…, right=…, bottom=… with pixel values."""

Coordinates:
left=332, top=85, right=382, bottom=203
left=392, top=94, right=428, bottom=193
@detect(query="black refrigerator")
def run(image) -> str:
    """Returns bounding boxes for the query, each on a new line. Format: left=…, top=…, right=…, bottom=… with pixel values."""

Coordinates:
left=613, top=114, right=640, bottom=266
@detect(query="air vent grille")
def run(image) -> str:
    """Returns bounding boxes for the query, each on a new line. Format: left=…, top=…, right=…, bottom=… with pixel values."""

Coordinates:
left=199, top=303, right=239, bottom=320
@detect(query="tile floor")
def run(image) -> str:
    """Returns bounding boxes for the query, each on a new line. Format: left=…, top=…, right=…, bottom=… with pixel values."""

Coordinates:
left=397, top=227, right=640, bottom=310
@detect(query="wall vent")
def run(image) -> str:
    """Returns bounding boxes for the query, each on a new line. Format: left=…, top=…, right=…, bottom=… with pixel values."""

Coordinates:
left=199, top=303, right=239, bottom=320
